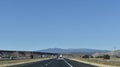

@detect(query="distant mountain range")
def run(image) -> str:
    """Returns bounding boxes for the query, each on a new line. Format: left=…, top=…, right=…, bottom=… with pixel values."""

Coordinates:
left=37, top=48, right=110, bottom=55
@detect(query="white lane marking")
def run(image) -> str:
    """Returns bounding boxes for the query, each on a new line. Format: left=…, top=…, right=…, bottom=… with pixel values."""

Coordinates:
left=44, top=59, right=56, bottom=66
left=63, top=59, right=73, bottom=67
left=47, top=59, right=55, bottom=64
left=45, top=64, right=48, bottom=66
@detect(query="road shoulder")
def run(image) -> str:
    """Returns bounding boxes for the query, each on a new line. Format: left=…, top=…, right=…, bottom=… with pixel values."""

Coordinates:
left=0, top=58, right=50, bottom=67
left=69, top=58, right=119, bottom=67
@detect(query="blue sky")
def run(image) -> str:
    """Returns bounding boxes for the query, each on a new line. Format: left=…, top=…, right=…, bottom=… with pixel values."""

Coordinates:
left=0, top=0, right=120, bottom=50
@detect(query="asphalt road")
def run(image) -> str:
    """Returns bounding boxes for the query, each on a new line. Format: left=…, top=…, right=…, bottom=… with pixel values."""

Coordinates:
left=9, top=58, right=97, bottom=67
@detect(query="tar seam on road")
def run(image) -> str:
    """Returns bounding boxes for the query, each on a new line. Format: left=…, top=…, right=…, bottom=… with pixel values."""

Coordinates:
left=63, top=59, right=73, bottom=67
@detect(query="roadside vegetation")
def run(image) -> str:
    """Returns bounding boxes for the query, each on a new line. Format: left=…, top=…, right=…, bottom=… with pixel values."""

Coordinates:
left=0, top=50, right=57, bottom=66
left=65, top=54, right=120, bottom=66
left=75, top=54, right=120, bottom=66
left=0, top=58, right=51, bottom=67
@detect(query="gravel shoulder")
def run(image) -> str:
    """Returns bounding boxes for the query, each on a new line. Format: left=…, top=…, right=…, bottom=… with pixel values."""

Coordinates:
left=0, top=58, right=50, bottom=67
left=70, top=58, right=119, bottom=67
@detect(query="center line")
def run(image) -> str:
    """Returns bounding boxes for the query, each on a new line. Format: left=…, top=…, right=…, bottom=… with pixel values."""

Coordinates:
left=47, top=59, right=55, bottom=64
left=45, top=59, right=56, bottom=66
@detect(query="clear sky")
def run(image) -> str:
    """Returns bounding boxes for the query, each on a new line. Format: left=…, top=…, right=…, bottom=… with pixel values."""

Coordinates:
left=0, top=0, right=120, bottom=51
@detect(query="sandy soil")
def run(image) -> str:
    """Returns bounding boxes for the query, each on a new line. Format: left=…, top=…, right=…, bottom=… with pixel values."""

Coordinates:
left=0, top=58, right=50, bottom=67
left=70, top=58, right=119, bottom=67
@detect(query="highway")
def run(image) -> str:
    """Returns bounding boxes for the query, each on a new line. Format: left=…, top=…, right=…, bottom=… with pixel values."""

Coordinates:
left=10, top=58, right=97, bottom=67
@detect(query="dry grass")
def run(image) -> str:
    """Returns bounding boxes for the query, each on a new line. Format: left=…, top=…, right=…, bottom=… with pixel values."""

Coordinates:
left=71, top=57, right=120, bottom=67
left=0, top=58, right=50, bottom=67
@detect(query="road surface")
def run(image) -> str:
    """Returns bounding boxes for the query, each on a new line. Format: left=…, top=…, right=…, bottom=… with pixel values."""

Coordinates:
left=9, top=58, right=97, bottom=67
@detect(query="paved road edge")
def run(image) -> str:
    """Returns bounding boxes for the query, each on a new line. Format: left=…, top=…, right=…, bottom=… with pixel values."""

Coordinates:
left=0, top=58, right=51, bottom=67
left=69, top=58, right=119, bottom=67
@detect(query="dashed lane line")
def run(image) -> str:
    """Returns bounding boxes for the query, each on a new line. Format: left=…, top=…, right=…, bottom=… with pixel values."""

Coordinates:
left=43, top=59, right=56, bottom=67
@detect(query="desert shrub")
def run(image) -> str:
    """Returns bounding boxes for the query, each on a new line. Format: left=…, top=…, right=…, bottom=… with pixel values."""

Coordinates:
left=30, top=55, right=33, bottom=59
left=103, top=54, right=110, bottom=59
left=82, top=55, right=89, bottom=58
left=96, top=56, right=104, bottom=58
left=90, top=56, right=94, bottom=58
